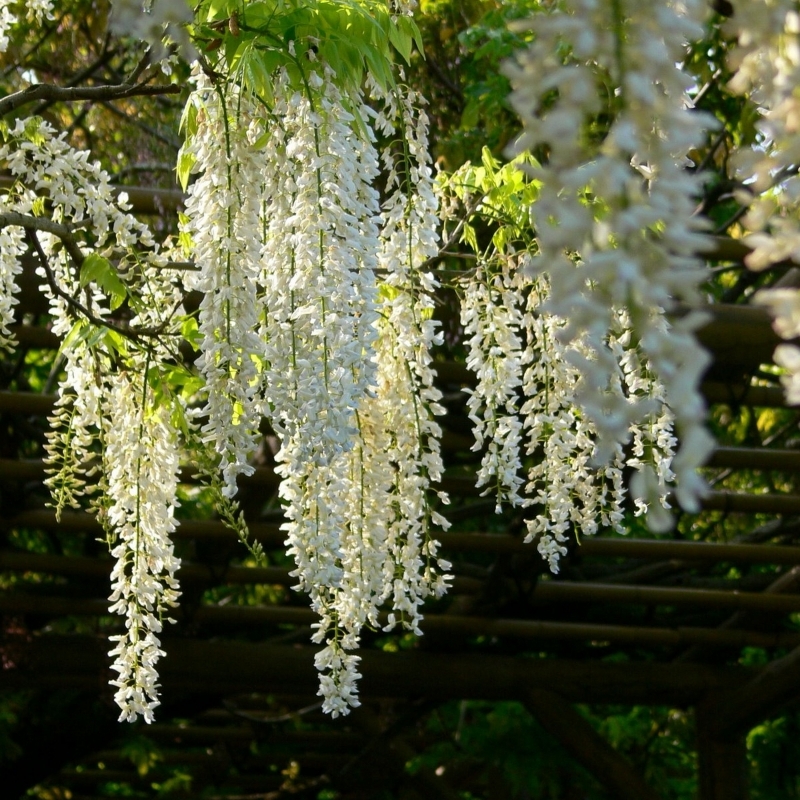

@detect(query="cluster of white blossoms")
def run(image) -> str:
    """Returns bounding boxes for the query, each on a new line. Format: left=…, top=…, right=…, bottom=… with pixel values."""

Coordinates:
left=0, top=1, right=14, bottom=53
left=105, top=370, right=182, bottom=723
left=721, top=1, right=800, bottom=405
left=0, top=116, right=184, bottom=722
left=461, top=258, right=526, bottom=511
left=178, top=63, right=450, bottom=716
left=0, top=0, right=55, bottom=52
left=369, top=78, right=452, bottom=627
left=0, top=195, right=25, bottom=351
left=183, top=81, right=265, bottom=498
left=0, top=0, right=750, bottom=722
left=503, top=0, right=716, bottom=522
left=26, top=0, right=54, bottom=23
left=520, top=277, right=629, bottom=569
left=460, top=257, right=676, bottom=570
left=260, top=67, right=385, bottom=716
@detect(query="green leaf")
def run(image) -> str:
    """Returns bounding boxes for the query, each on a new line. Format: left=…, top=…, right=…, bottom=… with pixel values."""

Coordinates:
left=57, top=319, right=87, bottom=358
left=481, top=146, right=500, bottom=173
left=244, top=2, right=278, bottom=28
left=387, top=19, right=412, bottom=64
left=80, top=253, right=127, bottom=310
left=176, top=149, right=196, bottom=192
left=463, top=222, right=478, bottom=252
left=205, top=0, right=234, bottom=23
left=181, top=316, right=202, bottom=351
left=79, top=253, right=112, bottom=288
left=103, top=328, right=129, bottom=357
left=398, top=15, right=424, bottom=59
left=179, top=97, right=198, bottom=137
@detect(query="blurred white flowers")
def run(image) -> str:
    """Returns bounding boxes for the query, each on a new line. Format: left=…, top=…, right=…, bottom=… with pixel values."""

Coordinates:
left=504, top=0, right=715, bottom=523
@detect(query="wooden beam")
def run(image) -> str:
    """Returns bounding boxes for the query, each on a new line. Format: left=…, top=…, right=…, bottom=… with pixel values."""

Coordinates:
left=524, top=689, right=663, bottom=800
left=708, top=446, right=800, bottom=471
left=0, top=634, right=753, bottom=706
left=582, top=537, right=800, bottom=565
left=8, top=506, right=800, bottom=563
left=3, top=587, right=800, bottom=649
left=700, top=491, right=800, bottom=515
left=0, top=380, right=791, bottom=420
left=0, top=551, right=481, bottom=595
left=702, top=381, right=787, bottom=408
left=675, top=566, right=800, bottom=664
left=8, top=546, right=800, bottom=611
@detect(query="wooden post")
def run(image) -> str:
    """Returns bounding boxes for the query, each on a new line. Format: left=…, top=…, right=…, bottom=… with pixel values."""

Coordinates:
left=524, top=689, right=663, bottom=800
left=696, top=697, right=748, bottom=800
left=351, top=705, right=461, bottom=800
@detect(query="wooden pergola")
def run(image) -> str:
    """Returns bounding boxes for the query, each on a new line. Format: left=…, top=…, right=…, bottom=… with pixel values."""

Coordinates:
left=2, top=185, right=800, bottom=800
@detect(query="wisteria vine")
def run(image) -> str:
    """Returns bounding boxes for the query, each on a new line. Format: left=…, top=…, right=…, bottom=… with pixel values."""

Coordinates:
left=0, top=0, right=781, bottom=723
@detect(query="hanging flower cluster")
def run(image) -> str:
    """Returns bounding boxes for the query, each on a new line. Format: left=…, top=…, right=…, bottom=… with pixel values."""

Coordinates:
left=461, top=257, right=526, bottom=512
left=0, top=0, right=55, bottom=52
left=721, top=1, right=800, bottom=404
left=106, top=370, right=182, bottom=723
left=726, top=0, right=800, bottom=269
left=458, top=250, right=677, bottom=569
left=503, top=0, right=716, bottom=520
left=180, top=62, right=450, bottom=716
left=0, top=194, right=25, bottom=351
left=182, top=82, right=265, bottom=498
left=0, top=116, right=185, bottom=722
left=262, top=67, right=387, bottom=715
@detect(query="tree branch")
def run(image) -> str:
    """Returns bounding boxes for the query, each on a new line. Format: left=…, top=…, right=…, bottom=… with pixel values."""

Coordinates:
left=0, top=80, right=180, bottom=116
left=23, top=227, right=172, bottom=342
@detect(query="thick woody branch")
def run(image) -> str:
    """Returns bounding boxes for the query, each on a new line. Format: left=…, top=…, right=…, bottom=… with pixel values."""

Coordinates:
left=0, top=80, right=180, bottom=116
left=697, top=697, right=748, bottom=800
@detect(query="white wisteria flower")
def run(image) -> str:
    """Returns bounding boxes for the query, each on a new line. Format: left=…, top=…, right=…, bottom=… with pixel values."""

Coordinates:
left=183, top=78, right=265, bottom=498
left=461, top=259, right=525, bottom=511
left=0, top=0, right=15, bottom=52
left=105, top=371, right=182, bottom=724
left=725, top=1, right=800, bottom=405
left=505, top=0, right=716, bottom=524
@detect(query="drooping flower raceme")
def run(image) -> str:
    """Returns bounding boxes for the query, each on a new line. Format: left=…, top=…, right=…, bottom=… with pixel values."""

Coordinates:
left=25, top=0, right=55, bottom=23
left=0, top=0, right=56, bottom=52
left=179, top=63, right=451, bottom=716
left=448, top=151, right=680, bottom=569
left=520, top=276, right=628, bottom=570
left=723, top=1, right=800, bottom=404
left=0, top=116, right=184, bottom=723
left=504, top=0, right=716, bottom=522
left=371, top=79, right=452, bottom=628
left=183, top=80, right=265, bottom=498
left=0, top=195, right=25, bottom=351
left=106, top=370, right=182, bottom=724
left=458, top=253, right=679, bottom=570
left=460, top=258, right=526, bottom=511
left=258, top=66, right=386, bottom=716
left=726, top=0, right=800, bottom=270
